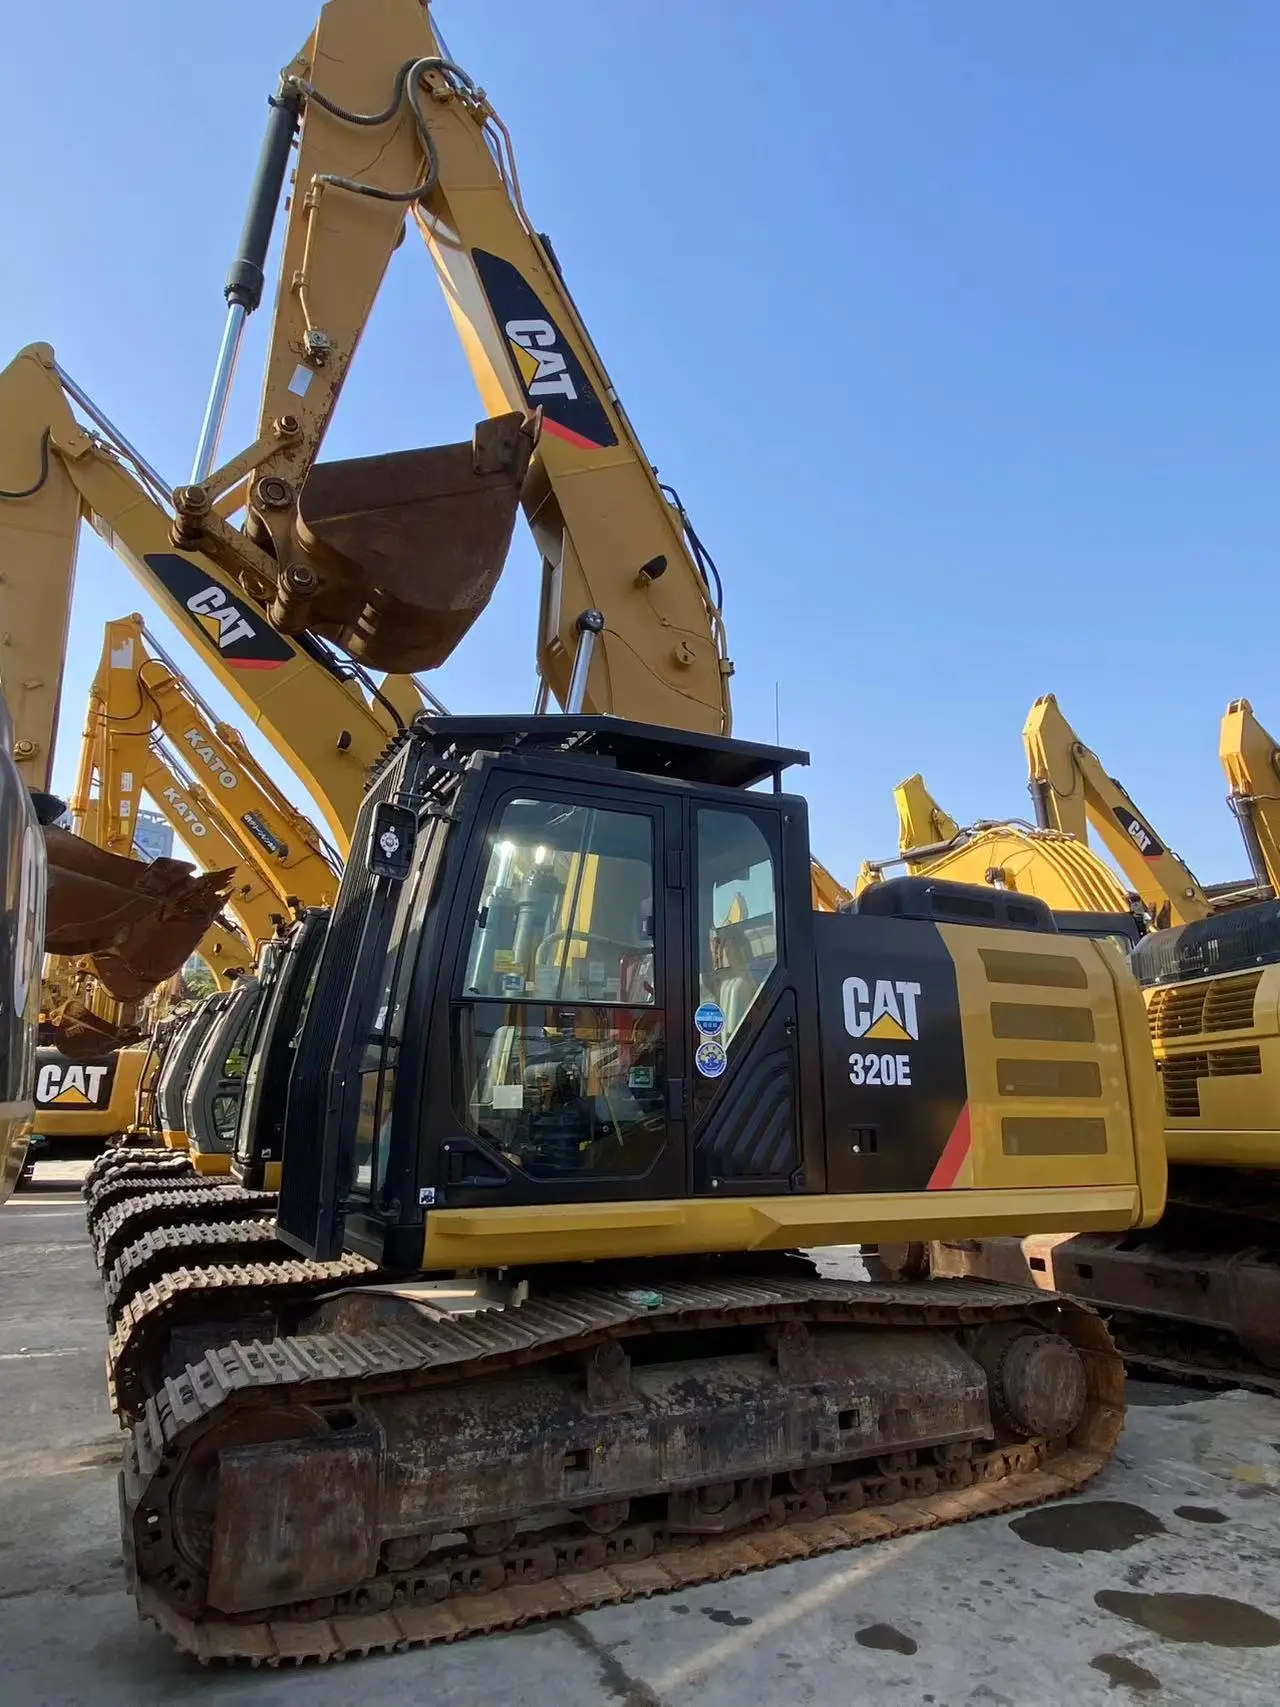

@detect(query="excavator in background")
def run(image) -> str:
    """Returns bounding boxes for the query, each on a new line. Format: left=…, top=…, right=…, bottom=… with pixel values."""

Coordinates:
left=856, top=774, right=1145, bottom=948
left=62, top=1, right=1170, bottom=1662
left=846, top=699, right=1280, bottom=1390
left=1220, top=698, right=1280, bottom=903
left=1022, top=694, right=1216, bottom=929
left=27, top=617, right=339, bottom=1177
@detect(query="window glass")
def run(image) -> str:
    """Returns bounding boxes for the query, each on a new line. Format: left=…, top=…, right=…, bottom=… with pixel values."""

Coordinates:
left=697, top=810, right=778, bottom=1044
left=459, top=1002, right=665, bottom=1179
left=463, top=800, right=656, bottom=1006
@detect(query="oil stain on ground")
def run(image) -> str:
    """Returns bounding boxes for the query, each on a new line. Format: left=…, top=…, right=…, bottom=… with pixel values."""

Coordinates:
left=701, top=1608, right=751, bottom=1627
left=854, top=1623, right=918, bottom=1655
left=1095, top=1590, right=1280, bottom=1647
left=1175, top=1504, right=1227, bottom=1523
left=1090, top=1653, right=1161, bottom=1693
left=1009, top=1501, right=1166, bottom=1553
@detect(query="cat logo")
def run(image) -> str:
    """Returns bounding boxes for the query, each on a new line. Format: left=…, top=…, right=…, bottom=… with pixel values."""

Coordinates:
left=181, top=729, right=237, bottom=790
left=143, top=554, right=294, bottom=670
left=1113, top=806, right=1165, bottom=861
left=842, top=976, right=923, bottom=1044
left=159, top=786, right=208, bottom=836
left=472, top=248, right=618, bottom=452
left=186, top=585, right=259, bottom=650
left=35, top=1059, right=114, bottom=1109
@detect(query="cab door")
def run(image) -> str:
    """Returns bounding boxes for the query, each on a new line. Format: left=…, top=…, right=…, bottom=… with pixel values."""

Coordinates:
left=446, top=778, right=692, bottom=1204
left=685, top=796, right=817, bottom=1195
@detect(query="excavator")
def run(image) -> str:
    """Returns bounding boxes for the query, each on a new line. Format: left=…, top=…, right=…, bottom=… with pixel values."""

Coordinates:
left=29, top=644, right=240, bottom=1176
left=856, top=774, right=1146, bottom=948
left=1022, top=694, right=1217, bottom=928
left=8, top=0, right=1169, bottom=1660
left=34, top=614, right=341, bottom=1174
left=851, top=696, right=1280, bottom=1391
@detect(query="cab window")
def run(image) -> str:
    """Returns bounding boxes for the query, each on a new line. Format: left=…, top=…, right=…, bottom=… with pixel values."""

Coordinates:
left=457, top=797, right=666, bottom=1180
left=696, top=809, right=778, bottom=1045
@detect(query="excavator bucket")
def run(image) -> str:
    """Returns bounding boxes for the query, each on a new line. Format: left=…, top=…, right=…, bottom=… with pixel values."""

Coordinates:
left=268, top=414, right=534, bottom=674
left=43, top=826, right=233, bottom=1002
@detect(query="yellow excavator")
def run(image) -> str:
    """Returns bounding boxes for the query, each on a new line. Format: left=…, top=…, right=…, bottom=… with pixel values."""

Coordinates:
left=856, top=773, right=1144, bottom=945
left=28, top=614, right=341, bottom=1175
left=12, top=0, right=1170, bottom=1660
left=854, top=695, right=1280, bottom=1390
left=1022, top=693, right=1215, bottom=928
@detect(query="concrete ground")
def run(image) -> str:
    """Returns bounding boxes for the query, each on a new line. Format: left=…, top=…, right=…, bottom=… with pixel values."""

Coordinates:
left=5, top=1166, right=1280, bottom=1705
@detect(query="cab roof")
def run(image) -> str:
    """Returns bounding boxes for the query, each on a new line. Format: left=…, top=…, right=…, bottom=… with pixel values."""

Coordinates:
left=399, top=714, right=809, bottom=793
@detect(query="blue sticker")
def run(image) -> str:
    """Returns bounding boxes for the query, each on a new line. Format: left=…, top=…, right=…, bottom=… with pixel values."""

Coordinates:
left=695, top=1038, right=728, bottom=1079
left=694, top=1001, right=725, bottom=1036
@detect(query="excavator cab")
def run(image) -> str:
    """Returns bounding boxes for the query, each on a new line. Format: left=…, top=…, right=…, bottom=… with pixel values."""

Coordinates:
left=183, top=954, right=278, bottom=1175
left=231, top=908, right=329, bottom=1193
left=153, top=996, right=227, bottom=1150
left=273, top=715, right=1165, bottom=1271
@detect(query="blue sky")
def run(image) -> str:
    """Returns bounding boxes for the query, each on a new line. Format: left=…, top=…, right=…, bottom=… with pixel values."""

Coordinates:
left=3, top=1, right=1276, bottom=889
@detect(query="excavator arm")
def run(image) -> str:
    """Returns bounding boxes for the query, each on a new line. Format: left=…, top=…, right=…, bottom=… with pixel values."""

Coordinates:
left=137, top=749, right=286, bottom=948
left=93, top=614, right=339, bottom=912
left=177, top=0, right=731, bottom=733
left=1024, top=693, right=1210, bottom=927
left=1220, top=698, right=1280, bottom=900
left=0, top=344, right=419, bottom=848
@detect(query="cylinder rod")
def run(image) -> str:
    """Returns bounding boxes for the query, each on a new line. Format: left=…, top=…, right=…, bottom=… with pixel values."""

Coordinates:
left=190, top=302, right=247, bottom=484
left=1229, top=795, right=1274, bottom=897
left=564, top=610, right=605, bottom=714
left=191, top=85, right=303, bottom=483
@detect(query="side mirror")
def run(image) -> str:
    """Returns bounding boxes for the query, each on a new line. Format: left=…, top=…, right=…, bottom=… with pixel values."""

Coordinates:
left=367, top=802, right=416, bottom=882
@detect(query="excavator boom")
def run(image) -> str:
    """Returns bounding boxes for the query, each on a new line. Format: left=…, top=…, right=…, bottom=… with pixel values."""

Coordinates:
left=1220, top=698, right=1280, bottom=900
left=0, top=345, right=428, bottom=847
left=1024, top=693, right=1210, bottom=927
left=173, top=0, right=731, bottom=730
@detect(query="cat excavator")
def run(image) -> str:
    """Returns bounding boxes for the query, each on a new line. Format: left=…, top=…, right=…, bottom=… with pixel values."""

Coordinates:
left=29, top=617, right=342, bottom=1175
left=856, top=774, right=1145, bottom=948
left=0, top=0, right=1173, bottom=1660
left=848, top=699, right=1280, bottom=1391
left=1022, top=694, right=1215, bottom=928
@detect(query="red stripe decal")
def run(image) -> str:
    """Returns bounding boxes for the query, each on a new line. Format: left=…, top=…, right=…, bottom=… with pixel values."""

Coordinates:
left=927, top=1102, right=972, bottom=1190
left=225, top=658, right=287, bottom=670
left=541, top=417, right=609, bottom=452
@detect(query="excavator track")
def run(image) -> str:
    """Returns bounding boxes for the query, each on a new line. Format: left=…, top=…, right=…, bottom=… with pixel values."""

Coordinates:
left=85, top=1152, right=196, bottom=1212
left=85, top=1145, right=167, bottom=1191
left=87, top=1172, right=227, bottom=1244
left=90, top=1187, right=277, bottom=1276
left=104, top=1220, right=292, bottom=1329
left=108, top=1250, right=377, bottom=1422
left=120, top=1273, right=1123, bottom=1665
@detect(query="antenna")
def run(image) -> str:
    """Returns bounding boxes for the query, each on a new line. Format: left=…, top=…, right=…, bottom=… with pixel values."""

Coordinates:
left=774, top=682, right=781, bottom=745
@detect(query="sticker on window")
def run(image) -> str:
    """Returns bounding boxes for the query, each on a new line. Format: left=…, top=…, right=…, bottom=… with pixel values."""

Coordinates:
left=695, top=1038, right=728, bottom=1078
left=694, top=1002, right=725, bottom=1037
